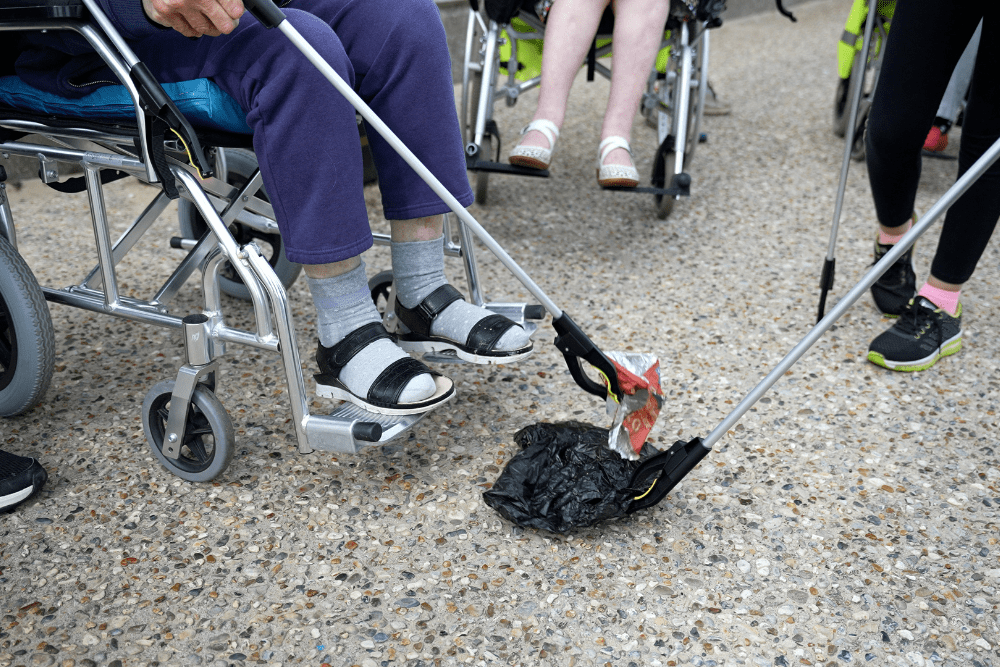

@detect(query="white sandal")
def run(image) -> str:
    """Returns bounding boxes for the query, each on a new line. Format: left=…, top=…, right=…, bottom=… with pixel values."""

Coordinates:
left=509, top=119, right=559, bottom=170
left=597, top=136, right=640, bottom=187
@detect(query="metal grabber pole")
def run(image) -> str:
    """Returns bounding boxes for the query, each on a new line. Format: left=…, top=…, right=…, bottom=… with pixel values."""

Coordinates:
left=816, top=5, right=877, bottom=323
left=240, top=0, right=627, bottom=403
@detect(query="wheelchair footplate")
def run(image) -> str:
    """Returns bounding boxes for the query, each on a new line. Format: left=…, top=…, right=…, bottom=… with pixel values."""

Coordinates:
left=602, top=171, right=691, bottom=197
left=307, top=402, right=434, bottom=454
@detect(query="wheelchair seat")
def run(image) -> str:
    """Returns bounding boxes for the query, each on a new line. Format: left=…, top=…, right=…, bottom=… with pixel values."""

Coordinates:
left=0, top=75, right=252, bottom=136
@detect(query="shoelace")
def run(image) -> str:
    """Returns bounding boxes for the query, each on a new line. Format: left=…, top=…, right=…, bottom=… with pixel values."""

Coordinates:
left=895, top=300, right=944, bottom=343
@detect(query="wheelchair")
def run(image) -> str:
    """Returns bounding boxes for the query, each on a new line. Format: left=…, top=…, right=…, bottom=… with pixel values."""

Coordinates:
left=0, top=0, right=545, bottom=482
left=461, top=0, right=725, bottom=219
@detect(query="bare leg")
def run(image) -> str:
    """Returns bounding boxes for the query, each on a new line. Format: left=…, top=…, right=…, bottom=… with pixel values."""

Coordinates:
left=517, top=0, right=611, bottom=151
left=390, top=215, right=443, bottom=242
left=600, top=0, right=670, bottom=167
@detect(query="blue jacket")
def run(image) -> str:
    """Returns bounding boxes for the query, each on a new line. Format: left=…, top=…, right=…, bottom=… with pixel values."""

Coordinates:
left=12, top=0, right=166, bottom=97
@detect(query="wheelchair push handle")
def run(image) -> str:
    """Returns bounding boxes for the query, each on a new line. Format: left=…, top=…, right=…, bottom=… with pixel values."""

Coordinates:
left=242, top=0, right=287, bottom=28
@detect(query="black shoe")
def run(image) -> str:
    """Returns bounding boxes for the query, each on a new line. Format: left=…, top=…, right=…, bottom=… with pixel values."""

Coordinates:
left=870, top=235, right=916, bottom=317
left=394, top=284, right=533, bottom=365
left=868, top=297, right=963, bottom=372
left=313, top=322, right=454, bottom=415
left=0, top=449, right=47, bottom=512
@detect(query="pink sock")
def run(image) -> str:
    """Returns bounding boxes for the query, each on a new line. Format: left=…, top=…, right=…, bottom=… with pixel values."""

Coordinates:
left=917, top=283, right=960, bottom=316
left=878, top=219, right=913, bottom=244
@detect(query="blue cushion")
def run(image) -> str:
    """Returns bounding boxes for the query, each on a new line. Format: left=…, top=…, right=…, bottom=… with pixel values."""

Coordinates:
left=0, top=75, right=252, bottom=135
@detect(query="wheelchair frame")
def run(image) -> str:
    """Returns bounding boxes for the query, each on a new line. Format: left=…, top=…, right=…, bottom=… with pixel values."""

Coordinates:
left=0, top=0, right=544, bottom=481
left=460, top=0, right=713, bottom=219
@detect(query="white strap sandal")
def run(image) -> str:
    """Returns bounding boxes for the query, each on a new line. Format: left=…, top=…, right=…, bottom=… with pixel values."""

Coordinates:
left=509, top=119, right=560, bottom=170
left=597, top=136, right=640, bottom=187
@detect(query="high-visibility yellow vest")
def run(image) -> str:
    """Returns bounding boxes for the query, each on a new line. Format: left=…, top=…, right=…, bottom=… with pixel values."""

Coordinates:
left=838, top=0, right=896, bottom=79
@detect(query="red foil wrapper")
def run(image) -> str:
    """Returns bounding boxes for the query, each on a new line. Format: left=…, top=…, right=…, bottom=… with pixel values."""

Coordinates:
left=603, top=352, right=664, bottom=459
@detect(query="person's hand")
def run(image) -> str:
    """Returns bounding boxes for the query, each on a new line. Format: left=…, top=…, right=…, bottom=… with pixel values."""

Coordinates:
left=142, top=0, right=245, bottom=38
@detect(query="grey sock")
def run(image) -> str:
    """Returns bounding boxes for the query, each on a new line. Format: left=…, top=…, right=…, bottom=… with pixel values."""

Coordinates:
left=391, top=237, right=530, bottom=351
left=306, top=262, right=435, bottom=403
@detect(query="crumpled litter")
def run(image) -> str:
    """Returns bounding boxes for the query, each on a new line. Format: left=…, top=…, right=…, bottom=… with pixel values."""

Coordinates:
left=603, top=351, right=663, bottom=459
left=482, top=422, right=663, bottom=533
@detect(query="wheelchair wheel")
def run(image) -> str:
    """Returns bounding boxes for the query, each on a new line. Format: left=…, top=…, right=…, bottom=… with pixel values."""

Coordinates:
left=0, top=235, right=55, bottom=417
left=833, top=77, right=850, bottom=138
left=369, top=270, right=394, bottom=315
left=652, top=146, right=683, bottom=220
left=177, top=149, right=302, bottom=300
left=142, top=379, right=235, bottom=482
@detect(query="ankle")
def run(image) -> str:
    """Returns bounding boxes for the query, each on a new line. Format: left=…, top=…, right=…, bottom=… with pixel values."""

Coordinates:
left=878, top=218, right=913, bottom=244
left=917, top=282, right=960, bottom=316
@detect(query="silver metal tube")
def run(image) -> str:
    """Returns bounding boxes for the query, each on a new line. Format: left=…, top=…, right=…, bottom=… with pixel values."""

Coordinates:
left=276, top=19, right=565, bottom=319
left=0, top=141, right=146, bottom=174
left=703, top=133, right=1000, bottom=450
left=0, top=120, right=136, bottom=146
left=152, top=232, right=218, bottom=306
left=0, top=183, right=15, bottom=250
left=84, top=190, right=171, bottom=289
left=461, top=9, right=476, bottom=145
left=673, top=23, right=691, bottom=176
left=80, top=0, right=142, bottom=67
left=172, top=168, right=276, bottom=341
left=824, top=11, right=876, bottom=262
left=244, top=247, right=312, bottom=453
left=42, top=287, right=182, bottom=328
left=75, top=23, right=156, bottom=182
left=83, top=165, right=121, bottom=309
left=458, top=217, right=486, bottom=307
left=183, top=314, right=213, bottom=367
left=473, top=22, right=500, bottom=147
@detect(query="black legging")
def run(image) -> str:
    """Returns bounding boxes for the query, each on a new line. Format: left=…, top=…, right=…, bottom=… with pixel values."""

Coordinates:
left=865, top=0, right=1000, bottom=285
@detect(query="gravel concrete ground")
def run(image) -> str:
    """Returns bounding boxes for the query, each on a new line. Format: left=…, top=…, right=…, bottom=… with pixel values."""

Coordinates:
left=3, top=1, right=1000, bottom=666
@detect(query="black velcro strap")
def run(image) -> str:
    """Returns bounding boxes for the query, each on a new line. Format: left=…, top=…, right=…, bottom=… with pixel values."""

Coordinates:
left=43, top=169, right=130, bottom=194
left=316, top=322, right=391, bottom=375
left=395, top=284, right=464, bottom=337
left=368, top=356, right=434, bottom=405
left=150, top=117, right=179, bottom=199
left=465, top=313, right=517, bottom=354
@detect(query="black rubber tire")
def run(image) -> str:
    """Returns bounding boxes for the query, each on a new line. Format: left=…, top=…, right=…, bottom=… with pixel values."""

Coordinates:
left=0, top=235, right=55, bottom=417
left=177, top=149, right=302, bottom=301
left=652, top=148, right=682, bottom=220
left=368, top=270, right=394, bottom=316
left=142, top=379, right=235, bottom=482
left=833, top=77, right=850, bottom=138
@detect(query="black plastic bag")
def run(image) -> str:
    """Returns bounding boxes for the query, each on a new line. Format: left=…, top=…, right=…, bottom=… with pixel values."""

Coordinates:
left=482, top=422, right=709, bottom=533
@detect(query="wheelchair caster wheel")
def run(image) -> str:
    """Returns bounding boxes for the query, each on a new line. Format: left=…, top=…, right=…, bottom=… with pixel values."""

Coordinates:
left=369, top=270, right=394, bottom=315
left=142, top=380, right=235, bottom=482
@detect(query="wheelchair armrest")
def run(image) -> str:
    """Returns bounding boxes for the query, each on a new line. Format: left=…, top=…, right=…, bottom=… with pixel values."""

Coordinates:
left=0, top=1, right=84, bottom=20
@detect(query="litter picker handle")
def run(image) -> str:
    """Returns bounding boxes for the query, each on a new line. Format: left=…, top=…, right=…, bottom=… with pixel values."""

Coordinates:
left=552, top=313, right=622, bottom=401
left=242, top=0, right=286, bottom=28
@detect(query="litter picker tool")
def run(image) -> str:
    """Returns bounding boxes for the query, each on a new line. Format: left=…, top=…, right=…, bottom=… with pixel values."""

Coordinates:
left=643, top=134, right=1000, bottom=502
left=245, top=0, right=999, bottom=509
left=239, top=0, right=649, bottom=418
left=816, top=3, right=877, bottom=323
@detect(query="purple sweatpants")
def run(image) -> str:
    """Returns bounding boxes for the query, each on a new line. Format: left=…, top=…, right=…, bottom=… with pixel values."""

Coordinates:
left=130, top=0, right=473, bottom=265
